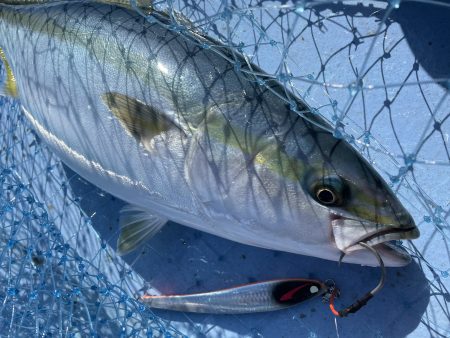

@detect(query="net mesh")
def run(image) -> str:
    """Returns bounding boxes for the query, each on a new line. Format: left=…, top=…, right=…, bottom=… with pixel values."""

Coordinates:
left=0, top=0, right=449, bottom=336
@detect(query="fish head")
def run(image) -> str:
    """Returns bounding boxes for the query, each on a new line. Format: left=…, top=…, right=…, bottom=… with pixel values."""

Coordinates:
left=302, top=127, right=419, bottom=266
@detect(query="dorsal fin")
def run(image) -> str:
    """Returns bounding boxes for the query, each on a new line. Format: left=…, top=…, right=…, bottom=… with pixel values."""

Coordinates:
left=0, top=47, right=18, bottom=98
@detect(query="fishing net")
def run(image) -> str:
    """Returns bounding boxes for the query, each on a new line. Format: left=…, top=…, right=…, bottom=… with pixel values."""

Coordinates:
left=0, top=0, right=449, bottom=336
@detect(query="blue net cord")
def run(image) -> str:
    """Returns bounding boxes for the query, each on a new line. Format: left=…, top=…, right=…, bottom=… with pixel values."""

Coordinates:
left=0, top=95, right=186, bottom=336
left=1, top=0, right=449, bottom=336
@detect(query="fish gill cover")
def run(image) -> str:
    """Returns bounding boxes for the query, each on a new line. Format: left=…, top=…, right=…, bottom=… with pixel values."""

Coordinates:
left=0, top=0, right=449, bottom=337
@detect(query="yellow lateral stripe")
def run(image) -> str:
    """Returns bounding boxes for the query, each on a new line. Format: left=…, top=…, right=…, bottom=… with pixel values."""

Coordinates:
left=0, top=47, right=18, bottom=97
left=205, top=113, right=306, bottom=182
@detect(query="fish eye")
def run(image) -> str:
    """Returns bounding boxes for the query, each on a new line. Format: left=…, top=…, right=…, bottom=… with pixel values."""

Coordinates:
left=315, top=187, right=337, bottom=205
left=312, top=176, right=345, bottom=206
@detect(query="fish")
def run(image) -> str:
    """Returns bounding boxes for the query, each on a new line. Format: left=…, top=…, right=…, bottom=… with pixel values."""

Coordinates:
left=142, top=278, right=326, bottom=314
left=0, top=0, right=419, bottom=267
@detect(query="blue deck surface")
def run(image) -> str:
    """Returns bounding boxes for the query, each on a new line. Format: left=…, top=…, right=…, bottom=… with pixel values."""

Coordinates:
left=0, top=1, right=449, bottom=337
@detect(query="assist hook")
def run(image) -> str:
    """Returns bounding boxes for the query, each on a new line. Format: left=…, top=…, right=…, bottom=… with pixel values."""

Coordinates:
left=329, top=242, right=386, bottom=317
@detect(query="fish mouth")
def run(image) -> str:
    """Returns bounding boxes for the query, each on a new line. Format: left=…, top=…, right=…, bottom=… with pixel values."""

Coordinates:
left=330, top=214, right=420, bottom=254
left=350, top=225, right=419, bottom=250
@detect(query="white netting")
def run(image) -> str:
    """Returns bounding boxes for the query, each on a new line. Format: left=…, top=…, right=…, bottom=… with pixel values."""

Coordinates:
left=0, top=0, right=449, bottom=336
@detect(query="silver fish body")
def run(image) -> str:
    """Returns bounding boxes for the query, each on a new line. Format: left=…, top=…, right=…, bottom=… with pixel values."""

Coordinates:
left=0, top=2, right=419, bottom=266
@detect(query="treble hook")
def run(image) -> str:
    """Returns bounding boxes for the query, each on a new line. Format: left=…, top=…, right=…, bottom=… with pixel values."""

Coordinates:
left=330, top=242, right=386, bottom=317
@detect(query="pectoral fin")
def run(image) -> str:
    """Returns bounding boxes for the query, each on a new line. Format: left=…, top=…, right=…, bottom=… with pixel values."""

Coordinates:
left=0, top=47, right=18, bottom=98
left=102, top=92, right=181, bottom=148
left=117, top=205, right=168, bottom=255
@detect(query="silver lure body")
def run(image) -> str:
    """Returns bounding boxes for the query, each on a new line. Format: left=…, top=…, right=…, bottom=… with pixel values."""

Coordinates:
left=0, top=2, right=419, bottom=266
left=142, top=279, right=326, bottom=314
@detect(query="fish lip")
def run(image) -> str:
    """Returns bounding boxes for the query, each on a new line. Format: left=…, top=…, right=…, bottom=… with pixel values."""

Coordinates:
left=342, top=242, right=413, bottom=267
left=380, top=241, right=412, bottom=264
left=355, top=225, right=419, bottom=246
left=330, top=213, right=420, bottom=252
